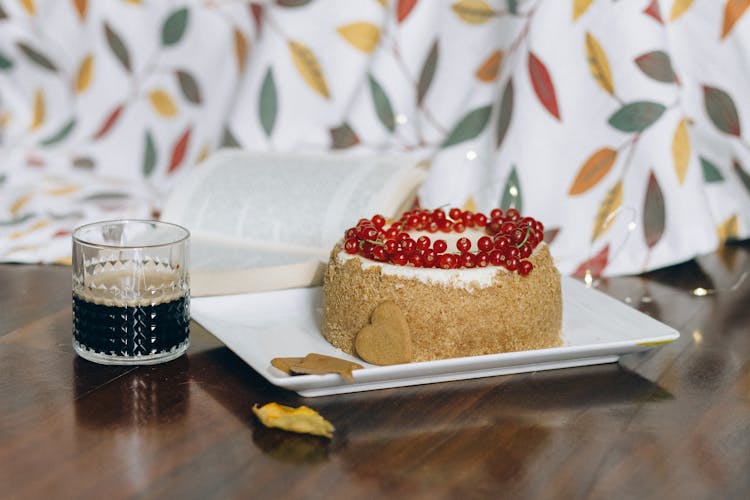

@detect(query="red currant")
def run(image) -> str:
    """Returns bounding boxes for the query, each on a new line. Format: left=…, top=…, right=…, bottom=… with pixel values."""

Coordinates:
left=438, top=253, right=456, bottom=269
left=422, top=248, right=437, bottom=267
left=401, top=238, right=416, bottom=255
left=476, top=251, right=490, bottom=267
left=500, top=221, right=516, bottom=234
left=456, top=237, right=471, bottom=253
left=391, top=252, right=408, bottom=266
left=372, top=214, right=386, bottom=228
left=460, top=252, right=476, bottom=268
left=416, top=235, right=431, bottom=250
left=433, top=239, right=448, bottom=253
left=519, top=244, right=532, bottom=259
left=506, top=246, right=520, bottom=259
left=489, top=250, right=504, bottom=266
left=493, top=235, right=510, bottom=252
left=409, top=253, right=423, bottom=267
left=518, top=260, right=533, bottom=276
left=490, top=208, right=503, bottom=219
left=344, top=237, right=359, bottom=254
left=478, top=236, right=493, bottom=252
left=506, top=208, right=520, bottom=220
left=449, top=207, right=463, bottom=220
left=384, top=239, right=398, bottom=255
left=432, top=209, right=446, bottom=222
left=505, top=257, right=520, bottom=271
left=474, top=213, right=487, bottom=227
left=372, top=245, right=386, bottom=261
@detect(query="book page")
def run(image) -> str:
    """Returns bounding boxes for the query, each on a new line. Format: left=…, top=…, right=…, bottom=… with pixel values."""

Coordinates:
left=161, top=149, right=426, bottom=295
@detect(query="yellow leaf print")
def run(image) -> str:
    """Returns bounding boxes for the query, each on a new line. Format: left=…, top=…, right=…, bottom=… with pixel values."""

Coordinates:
left=671, top=118, right=690, bottom=185
left=21, top=0, right=35, bottom=15
left=337, top=22, right=381, bottom=53
left=717, top=214, right=738, bottom=242
left=591, top=180, right=622, bottom=242
left=0, top=111, right=10, bottom=129
left=451, top=0, right=495, bottom=24
left=46, top=185, right=80, bottom=196
left=573, top=0, right=594, bottom=20
left=149, top=89, right=178, bottom=117
left=75, top=54, right=94, bottom=94
left=669, top=0, right=694, bottom=21
left=10, top=193, right=33, bottom=216
left=234, top=28, right=249, bottom=73
left=10, top=220, right=49, bottom=240
left=197, top=143, right=210, bottom=163
left=462, top=196, right=477, bottom=213
left=475, top=50, right=503, bottom=82
left=585, top=32, right=614, bottom=95
left=288, top=40, right=330, bottom=99
left=30, top=88, right=45, bottom=131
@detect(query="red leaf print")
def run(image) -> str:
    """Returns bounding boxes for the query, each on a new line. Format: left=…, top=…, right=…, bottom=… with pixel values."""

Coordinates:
left=397, top=0, right=417, bottom=23
left=643, top=0, right=663, bottom=23
left=573, top=244, right=609, bottom=279
left=168, top=127, right=192, bottom=173
left=249, top=3, right=263, bottom=34
left=93, top=104, right=124, bottom=139
left=528, top=52, right=560, bottom=120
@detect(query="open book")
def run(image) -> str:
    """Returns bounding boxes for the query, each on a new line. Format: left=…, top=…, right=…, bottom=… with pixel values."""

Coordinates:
left=161, top=149, right=427, bottom=297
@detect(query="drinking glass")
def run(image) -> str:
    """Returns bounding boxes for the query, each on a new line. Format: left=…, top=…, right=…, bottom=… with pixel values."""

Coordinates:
left=72, top=220, right=190, bottom=365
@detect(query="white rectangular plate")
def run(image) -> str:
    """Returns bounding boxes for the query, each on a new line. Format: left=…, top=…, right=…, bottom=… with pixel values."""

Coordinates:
left=191, top=276, right=679, bottom=397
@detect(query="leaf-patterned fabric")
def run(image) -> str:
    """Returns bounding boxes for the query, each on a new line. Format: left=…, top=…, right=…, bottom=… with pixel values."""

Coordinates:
left=1, top=0, right=749, bottom=276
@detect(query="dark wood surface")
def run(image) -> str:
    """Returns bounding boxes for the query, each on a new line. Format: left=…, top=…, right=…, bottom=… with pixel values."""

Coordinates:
left=2, top=243, right=749, bottom=499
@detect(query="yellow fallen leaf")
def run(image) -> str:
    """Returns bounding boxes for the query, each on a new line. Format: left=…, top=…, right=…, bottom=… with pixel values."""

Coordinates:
left=253, top=403, right=334, bottom=438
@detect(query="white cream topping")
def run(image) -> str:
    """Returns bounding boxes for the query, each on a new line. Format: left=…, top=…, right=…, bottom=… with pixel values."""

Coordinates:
left=335, top=229, right=546, bottom=291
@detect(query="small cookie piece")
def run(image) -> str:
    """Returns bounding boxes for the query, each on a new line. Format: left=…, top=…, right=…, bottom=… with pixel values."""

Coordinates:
left=271, top=353, right=363, bottom=382
left=271, top=356, right=306, bottom=374
left=355, top=301, right=412, bottom=365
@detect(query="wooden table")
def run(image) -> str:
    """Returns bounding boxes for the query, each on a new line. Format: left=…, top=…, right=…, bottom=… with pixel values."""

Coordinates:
left=2, top=243, right=749, bottom=499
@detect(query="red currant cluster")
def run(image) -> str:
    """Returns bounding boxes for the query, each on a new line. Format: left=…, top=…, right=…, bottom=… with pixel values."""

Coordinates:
left=342, top=207, right=545, bottom=276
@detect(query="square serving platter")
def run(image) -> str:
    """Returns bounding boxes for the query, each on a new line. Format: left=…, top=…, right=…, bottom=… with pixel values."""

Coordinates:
left=191, top=276, right=680, bottom=397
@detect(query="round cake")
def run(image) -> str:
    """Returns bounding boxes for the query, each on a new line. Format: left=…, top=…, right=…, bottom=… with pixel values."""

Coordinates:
left=321, top=208, right=563, bottom=365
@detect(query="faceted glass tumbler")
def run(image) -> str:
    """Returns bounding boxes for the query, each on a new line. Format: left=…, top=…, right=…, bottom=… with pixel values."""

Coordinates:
left=72, top=220, right=190, bottom=365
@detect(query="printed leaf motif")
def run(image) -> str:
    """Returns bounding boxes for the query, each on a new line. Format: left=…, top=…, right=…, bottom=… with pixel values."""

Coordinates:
left=634, top=51, right=678, bottom=83
left=734, top=158, right=750, bottom=194
left=162, top=8, right=189, bottom=46
left=276, top=0, right=312, bottom=6
left=337, top=22, right=380, bottom=53
left=30, top=89, right=45, bottom=131
left=0, top=5, right=6, bottom=19
left=368, top=74, right=395, bottom=132
left=330, top=123, right=360, bottom=149
left=417, top=39, right=438, bottom=106
left=93, top=104, right=125, bottom=139
left=608, top=101, right=666, bottom=133
left=544, top=227, right=561, bottom=244
left=10, top=193, right=33, bottom=216
left=643, top=170, right=665, bottom=249
left=462, top=196, right=477, bottom=213
left=573, top=0, right=593, bottom=20
left=104, top=23, right=131, bottom=72
left=508, top=0, right=518, bottom=14
left=0, top=50, right=12, bottom=70
left=500, top=166, right=522, bottom=212
left=288, top=40, right=330, bottom=99
left=73, top=0, right=87, bottom=21
left=643, top=0, right=663, bottom=22
left=669, top=0, right=694, bottom=21
left=700, top=156, right=724, bottom=182
left=718, top=214, right=739, bottom=242
left=73, top=156, right=95, bottom=169
left=143, top=130, right=157, bottom=177
left=671, top=118, right=690, bottom=184
left=452, top=0, right=495, bottom=24
left=16, top=42, right=57, bottom=72
left=591, top=180, right=622, bottom=242
left=585, top=32, right=614, bottom=95
left=476, top=50, right=502, bottom=82
left=441, top=104, right=492, bottom=147
left=397, top=0, right=418, bottom=23
left=721, top=0, right=750, bottom=39
left=569, top=147, right=617, bottom=195
left=221, top=127, right=240, bottom=148
left=250, top=3, right=263, bottom=33
left=573, top=244, right=609, bottom=279
left=528, top=52, right=561, bottom=120
left=75, top=54, right=94, bottom=93
left=21, top=0, right=35, bottom=15
left=703, top=86, right=741, bottom=136
left=234, top=29, right=248, bottom=73
left=168, top=127, right=192, bottom=173
left=259, top=67, right=277, bottom=137
left=39, top=118, right=76, bottom=146
left=149, top=89, right=178, bottom=118
left=495, top=77, right=514, bottom=149
left=176, top=70, right=201, bottom=104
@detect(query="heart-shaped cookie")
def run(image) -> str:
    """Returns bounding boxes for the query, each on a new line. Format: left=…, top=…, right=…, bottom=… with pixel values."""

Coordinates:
left=355, top=301, right=412, bottom=365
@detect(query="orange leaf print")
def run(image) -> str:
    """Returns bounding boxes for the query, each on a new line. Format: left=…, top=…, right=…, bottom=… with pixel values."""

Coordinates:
left=21, top=0, right=35, bottom=15
left=93, top=104, right=124, bottom=139
left=573, top=0, right=593, bottom=21
left=72, top=0, right=87, bottom=21
left=721, top=0, right=750, bottom=39
left=75, top=54, right=94, bottom=93
left=573, top=244, right=610, bottom=279
left=397, top=0, right=418, bottom=23
left=288, top=40, right=330, bottom=99
left=149, top=89, right=178, bottom=117
left=475, top=50, right=503, bottom=82
left=30, top=88, right=45, bottom=131
left=569, top=147, right=617, bottom=195
left=234, top=28, right=248, bottom=73
left=528, top=52, right=560, bottom=120
left=168, top=127, right=192, bottom=173
left=717, top=213, right=739, bottom=242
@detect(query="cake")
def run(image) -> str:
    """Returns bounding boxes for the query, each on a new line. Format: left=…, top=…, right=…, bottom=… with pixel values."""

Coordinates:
left=321, top=207, right=563, bottom=365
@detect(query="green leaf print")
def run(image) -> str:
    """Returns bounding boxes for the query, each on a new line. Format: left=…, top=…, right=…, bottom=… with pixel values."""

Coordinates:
left=500, top=166, right=522, bottom=212
left=330, top=123, right=360, bottom=149
left=39, top=118, right=76, bottom=146
left=259, top=67, right=278, bottom=138
left=441, top=105, right=492, bottom=147
left=699, top=156, right=724, bottom=183
left=104, top=23, right=131, bottom=72
left=417, top=39, right=438, bottom=106
left=495, top=78, right=514, bottom=148
left=143, top=131, right=157, bottom=177
left=162, top=8, right=189, bottom=46
left=643, top=170, right=665, bottom=249
left=368, top=73, right=395, bottom=133
left=16, top=42, right=57, bottom=72
left=608, top=101, right=666, bottom=133
left=0, top=50, right=12, bottom=70
left=176, top=70, right=202, bottom=104
left=703, top=85, right=741, bottom=137
left=734, top=159, right=750, bottom=195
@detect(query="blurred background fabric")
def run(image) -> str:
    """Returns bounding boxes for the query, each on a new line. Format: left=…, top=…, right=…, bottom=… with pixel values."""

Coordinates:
left=0, top=0, right=749, bottom=276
